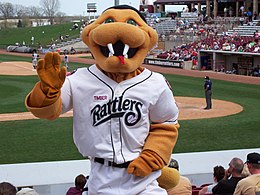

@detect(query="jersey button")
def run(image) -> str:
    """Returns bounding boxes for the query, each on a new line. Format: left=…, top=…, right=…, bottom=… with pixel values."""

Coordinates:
left=115, top=90, right=121, bottom=95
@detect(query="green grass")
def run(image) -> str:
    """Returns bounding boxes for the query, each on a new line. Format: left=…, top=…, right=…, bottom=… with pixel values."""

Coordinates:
left=0, top=118, right=82, bottom=164
left=0, top=54, right=32, bottom=63
left=0, top=22, right=80, bottom=48
left=0, top=55, right=259, bottom=164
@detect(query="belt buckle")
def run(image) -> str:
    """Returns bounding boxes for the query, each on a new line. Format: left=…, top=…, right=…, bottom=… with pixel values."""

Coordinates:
left=108, top=161, right=122, bottom=168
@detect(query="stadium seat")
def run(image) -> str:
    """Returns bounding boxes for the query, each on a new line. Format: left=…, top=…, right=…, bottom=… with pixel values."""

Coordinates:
left=192, top=189, right=201, bottom=195
left=200, top=183, right=213, bottom=187
left=192, top=185, right=197, bottom=189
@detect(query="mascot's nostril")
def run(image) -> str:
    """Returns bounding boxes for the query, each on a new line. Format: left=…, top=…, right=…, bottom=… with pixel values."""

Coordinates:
left=100, top=41, right=138, bottom=58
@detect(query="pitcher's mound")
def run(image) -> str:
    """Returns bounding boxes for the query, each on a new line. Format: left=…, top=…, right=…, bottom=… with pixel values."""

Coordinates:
left=176, top=97, right=243, bottom=120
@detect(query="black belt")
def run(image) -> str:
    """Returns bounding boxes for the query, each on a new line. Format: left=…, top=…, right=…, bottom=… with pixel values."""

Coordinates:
left=94, top=157, right=131, bottom=168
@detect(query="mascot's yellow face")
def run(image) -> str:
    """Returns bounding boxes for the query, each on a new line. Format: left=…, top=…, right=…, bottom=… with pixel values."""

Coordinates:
left=82, top=7, right=158, bottom=73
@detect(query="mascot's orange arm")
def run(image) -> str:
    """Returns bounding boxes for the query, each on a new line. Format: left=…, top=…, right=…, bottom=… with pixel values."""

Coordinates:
left=144, top=123, right=179, bottom=165
left=25, top=82, right=62, bottom=120
left=127, top=123, right=179, bottom=177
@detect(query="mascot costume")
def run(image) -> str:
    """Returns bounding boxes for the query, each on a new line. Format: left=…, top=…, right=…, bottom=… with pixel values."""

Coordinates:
left=25, top=5, right=180, bottom=194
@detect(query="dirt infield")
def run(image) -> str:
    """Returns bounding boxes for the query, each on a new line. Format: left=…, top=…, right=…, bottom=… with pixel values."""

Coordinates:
left=0, top=61, right=37, bottom=75
left=0, top=60, right=244, bottom=121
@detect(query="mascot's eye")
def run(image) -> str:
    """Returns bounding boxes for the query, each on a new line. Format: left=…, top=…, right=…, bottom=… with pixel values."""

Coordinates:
left=127, top=19, right=137, bottom=26
left=104, top=18, right=114, bottom=23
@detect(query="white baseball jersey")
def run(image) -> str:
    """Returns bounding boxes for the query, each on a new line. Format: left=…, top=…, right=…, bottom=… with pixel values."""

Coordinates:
left=32, top=53, right=38, bottom=62
left=64, top=55, right=69, bottom=63
left=61, top=64, right=179, bottom=163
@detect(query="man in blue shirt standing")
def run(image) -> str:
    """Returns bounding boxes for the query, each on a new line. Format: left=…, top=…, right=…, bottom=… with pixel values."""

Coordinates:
left=204, top=76, right=212, bottom=110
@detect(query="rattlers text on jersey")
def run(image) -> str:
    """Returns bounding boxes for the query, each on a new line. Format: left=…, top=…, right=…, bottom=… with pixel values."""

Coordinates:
left=61, top=65, right=179, bottom=163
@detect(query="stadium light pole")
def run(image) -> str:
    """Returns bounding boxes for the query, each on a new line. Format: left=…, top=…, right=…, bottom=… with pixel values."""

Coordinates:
left=115, top=0, right=119, bottom=6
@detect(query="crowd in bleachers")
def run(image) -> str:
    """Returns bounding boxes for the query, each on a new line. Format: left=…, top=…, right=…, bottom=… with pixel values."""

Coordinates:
left=1, top=152, right=259, bottom=195
left=156, top=30, right=260, bottom=74
left=166, top=152, right=259, bottom=195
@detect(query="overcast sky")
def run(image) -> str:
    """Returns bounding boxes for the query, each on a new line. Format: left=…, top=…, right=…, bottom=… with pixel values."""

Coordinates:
left=4, top=0, right=184, bottom=16
left=4, top=0, right=142, bottom=16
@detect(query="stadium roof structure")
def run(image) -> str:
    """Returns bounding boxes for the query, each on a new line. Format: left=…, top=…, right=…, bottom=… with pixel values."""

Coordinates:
left=154, top=0, right=206, bottom=4
left=153, top=0, right=244, bottom=4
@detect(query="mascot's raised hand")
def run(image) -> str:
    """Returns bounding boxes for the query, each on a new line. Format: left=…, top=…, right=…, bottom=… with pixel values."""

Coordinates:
left=37, top=52, right=66, bottom=100
left=26, top=52, right=66, bottom=119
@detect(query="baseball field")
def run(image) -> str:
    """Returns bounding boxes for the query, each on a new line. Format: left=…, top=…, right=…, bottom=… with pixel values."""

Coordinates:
left=0, top=51, right=259, bottom=165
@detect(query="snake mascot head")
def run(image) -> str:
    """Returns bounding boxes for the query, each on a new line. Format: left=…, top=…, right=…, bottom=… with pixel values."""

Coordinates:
left=25, top=4, right=180, bottom=194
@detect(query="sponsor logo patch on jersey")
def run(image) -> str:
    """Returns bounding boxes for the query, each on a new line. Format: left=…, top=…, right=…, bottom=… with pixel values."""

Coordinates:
left=93, top=95, right=108, bottom=101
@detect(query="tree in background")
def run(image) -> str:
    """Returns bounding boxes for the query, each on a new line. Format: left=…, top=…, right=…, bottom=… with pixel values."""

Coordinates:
left=14, top=5, right=30, bottom=27
left=55, top=11, right=66, bottom=24
left=40, top=0, right=60, bottom=25
left=14, top=4, right=29, bottom=18
left=0, top=2, right=15, bottom=28
left=29, top=6, right=44, bottom=26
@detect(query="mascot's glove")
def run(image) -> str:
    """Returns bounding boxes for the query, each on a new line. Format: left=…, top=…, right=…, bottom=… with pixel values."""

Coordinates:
left=37, top=52, right=66, bottom=106
left=27, top=52, right=67, bottom=108
left=25, top=52, right=66, bottom=120
left=157, top=166, right=180, bottom=190
left=127, top=150, right=165, bottom=177
left=127, top=123, right=179, bottom=177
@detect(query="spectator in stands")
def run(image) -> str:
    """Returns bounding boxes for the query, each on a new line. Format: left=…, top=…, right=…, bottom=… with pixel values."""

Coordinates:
left=229, top=6, right=233, bottom=17
left=212, top=157, right=244, bottom=195
left=191, top=5, right=197, bottom=13
left=247, top=10, right=253, bottom=22
left=241, top=163, right=250, bottom=178
left=201, top=42, right=206, bottom=50
left=72, top=23, right=79, bottom=30
left=70, top=47, right=76, bottom=55
left=222, top=40, right=231, bottom=51
left=252, top=65, right=260, bottom=76
left=37, top=43, right=42, bottom=53
left=16, top=187, right=39, bottom=195
left=239, top=16, right=245, bottom=26
left=213, top=42, right=220, bottom=50
left=233, top=152, right=260, bottom=195
left=66, top=174, right=87, bottom=195
left=50, top=43, right=55, bottom=52
left=253, top=12, right=258, bottom=21
left=31, top=36, right=34, bottom=45
left=224, top=7, right=228, bottom=17
left=199, top=165, right=225, bottom=195
left=240, top=5, right=245, bottom=16
left=59, top=34, right=64, bottom=42
left=184, top=6, right=189, bottom=13
left=254, top=30, right=260, bottom=39
left=166, top=158, right=192, bottom=195
left=0, top=182, right=17, bottom=195
left=237, top=45, right=244, bottom=52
